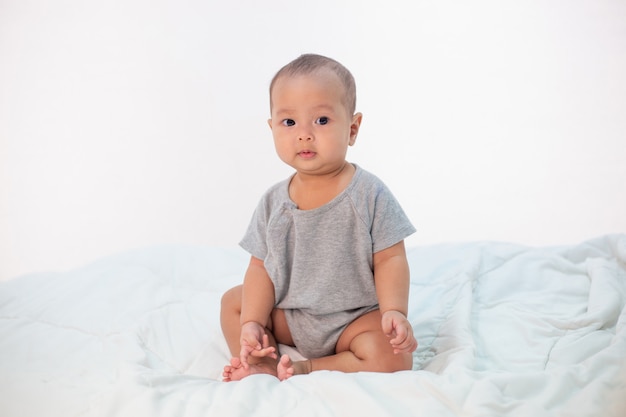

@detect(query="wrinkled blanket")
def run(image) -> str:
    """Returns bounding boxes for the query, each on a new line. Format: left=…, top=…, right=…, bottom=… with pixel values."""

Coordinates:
left=1, top=235, right=625, bottom=416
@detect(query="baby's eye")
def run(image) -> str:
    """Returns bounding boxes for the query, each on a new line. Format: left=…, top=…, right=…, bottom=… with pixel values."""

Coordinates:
left=282, top=119, right=295, bottom=127
left=316, top=116, right=329, bottom=125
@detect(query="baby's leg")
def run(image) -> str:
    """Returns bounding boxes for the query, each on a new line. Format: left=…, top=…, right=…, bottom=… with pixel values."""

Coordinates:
left=310, top=310, right=412, bottom=374
left=220, top=285, right=246, bottom=357
left=275, top=310, right=412, bottom=381
left=220, top=285, right=280, bottom=380
left=221, top=285, right=301, bottom=381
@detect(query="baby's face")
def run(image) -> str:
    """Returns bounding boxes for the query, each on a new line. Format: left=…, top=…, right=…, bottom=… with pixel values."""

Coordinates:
left=268, top=70, right=361, bottom=177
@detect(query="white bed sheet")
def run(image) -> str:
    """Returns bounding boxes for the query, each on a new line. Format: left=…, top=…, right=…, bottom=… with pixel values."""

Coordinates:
left=1, top=235, right=625, bottom=416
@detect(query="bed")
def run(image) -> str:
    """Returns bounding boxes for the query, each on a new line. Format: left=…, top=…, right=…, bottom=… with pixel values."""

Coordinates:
left=1, top=235, right=625, bottom=416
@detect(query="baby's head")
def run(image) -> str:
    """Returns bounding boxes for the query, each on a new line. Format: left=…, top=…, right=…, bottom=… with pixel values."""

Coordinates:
left=269, top=54, right=357, bottom=116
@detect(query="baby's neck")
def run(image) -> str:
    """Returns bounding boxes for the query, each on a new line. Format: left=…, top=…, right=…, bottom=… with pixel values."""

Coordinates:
left=289, top=163, right=355, bottom=210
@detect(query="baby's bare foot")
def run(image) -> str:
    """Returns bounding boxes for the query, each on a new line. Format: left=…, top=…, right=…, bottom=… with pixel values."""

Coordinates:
left=222, top=357, right=278, bottom=382
left=277, top=354, right=295, bottom=381
left=277, top=354, right=313, bottom=380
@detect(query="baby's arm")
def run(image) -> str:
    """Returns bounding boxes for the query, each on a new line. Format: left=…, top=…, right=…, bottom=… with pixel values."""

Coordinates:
left=373, top=241, right=418, bottom=354
left=239, top=256, right=278, bottom=367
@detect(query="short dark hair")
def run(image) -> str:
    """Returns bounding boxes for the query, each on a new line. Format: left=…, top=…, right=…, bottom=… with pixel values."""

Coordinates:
left=269, top=54, right=357, bottom=115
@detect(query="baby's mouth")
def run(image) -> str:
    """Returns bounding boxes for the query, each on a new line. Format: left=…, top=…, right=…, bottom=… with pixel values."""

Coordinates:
left=298, top=151, right=316, bottom=158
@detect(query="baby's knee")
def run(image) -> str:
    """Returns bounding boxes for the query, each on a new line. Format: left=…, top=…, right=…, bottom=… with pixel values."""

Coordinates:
left=373, top=345, right=412, bottom=372
left=220, top=285, right=243, bottom=311
left=364, top=335, right=413, bottom=372
left=385, top=352, right=413, bottom=372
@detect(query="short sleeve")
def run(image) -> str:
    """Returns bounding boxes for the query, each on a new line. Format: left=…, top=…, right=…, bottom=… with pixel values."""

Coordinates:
left=239, top=197, right=269, bottom=261
left=370, top=180, right=416, bottom=253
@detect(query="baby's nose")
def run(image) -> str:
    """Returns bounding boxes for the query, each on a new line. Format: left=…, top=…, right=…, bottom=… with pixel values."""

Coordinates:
left=298, top=128, right=313, bottom=141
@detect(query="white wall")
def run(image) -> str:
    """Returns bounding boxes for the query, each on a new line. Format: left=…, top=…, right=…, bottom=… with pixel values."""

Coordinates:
left=1, top=0, right=625, bottom=280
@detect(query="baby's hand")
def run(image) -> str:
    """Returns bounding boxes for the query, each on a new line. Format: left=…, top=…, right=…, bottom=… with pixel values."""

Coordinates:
left=239, top=321, right=277, bottom=368
left=381, top=310, right=418, bottom=354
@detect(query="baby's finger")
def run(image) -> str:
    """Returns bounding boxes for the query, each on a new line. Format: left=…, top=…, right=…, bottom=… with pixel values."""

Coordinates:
left=402, top=338, right=418, bottom=353
left=239, top=343, right=259, bottom=368
left=393, top=336, right=418, bottom=354
left=239, top=354, right=249, bottom=369
left=249, top=346, right=277, bottom=358
left=261, top=333, right=272, bottom=349
left=389, top=325, right=408, bottom=345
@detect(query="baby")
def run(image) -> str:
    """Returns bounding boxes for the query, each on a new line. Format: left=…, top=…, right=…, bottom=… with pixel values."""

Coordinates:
left=221, top=54, right=417, bottom=381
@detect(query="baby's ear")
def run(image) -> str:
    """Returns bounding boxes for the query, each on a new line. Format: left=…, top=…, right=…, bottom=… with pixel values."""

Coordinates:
left=349, top=112, right=363, bottom=145
left=267, top=119, right=273, bottom=129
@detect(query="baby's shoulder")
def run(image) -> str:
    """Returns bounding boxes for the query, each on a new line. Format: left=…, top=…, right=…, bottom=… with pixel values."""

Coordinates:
left=256, top=176, right=293, bottom=211
left=348, top=166, right=391, bottom=200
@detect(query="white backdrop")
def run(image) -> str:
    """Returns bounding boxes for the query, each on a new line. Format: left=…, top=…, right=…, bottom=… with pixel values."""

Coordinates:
left=1, top=0, right=625, bottom=281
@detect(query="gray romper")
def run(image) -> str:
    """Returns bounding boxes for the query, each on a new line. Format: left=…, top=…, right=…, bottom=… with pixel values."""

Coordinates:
left=239, top=164, right=415, bottom=358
